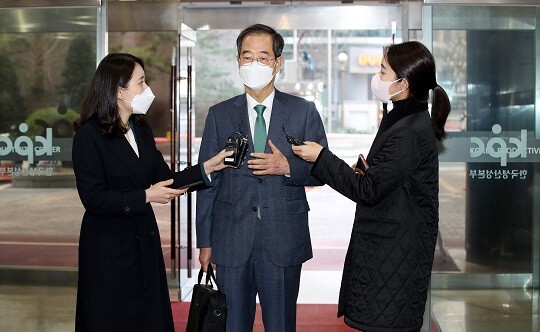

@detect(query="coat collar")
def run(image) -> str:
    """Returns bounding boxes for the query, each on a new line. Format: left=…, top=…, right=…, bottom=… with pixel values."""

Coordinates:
left=267, top=90, right=290, bottom=153
left=367, top=98, right=428, bottom=163
left=101, top=120, right=152, bottom=188
left=379, top=98, right=427, bottom=133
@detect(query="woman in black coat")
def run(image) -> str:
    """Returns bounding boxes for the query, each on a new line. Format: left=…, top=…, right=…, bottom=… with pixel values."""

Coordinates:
left=72, top=53, right=231, bottom=331
left=292, top=41, right=451, bottom=332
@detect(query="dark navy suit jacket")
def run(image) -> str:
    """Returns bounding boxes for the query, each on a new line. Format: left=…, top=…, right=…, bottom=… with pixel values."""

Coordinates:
left=196, top=90, right=328, bottom=267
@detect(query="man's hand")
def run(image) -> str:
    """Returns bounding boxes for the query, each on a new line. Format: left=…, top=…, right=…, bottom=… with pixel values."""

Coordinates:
left=199, top=247, right=215, bottom=272
left=247, top=140, right=290, bottom=176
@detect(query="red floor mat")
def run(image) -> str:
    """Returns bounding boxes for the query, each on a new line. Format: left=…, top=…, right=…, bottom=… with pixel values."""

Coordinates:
left=172, top=301, right=439, bottom=332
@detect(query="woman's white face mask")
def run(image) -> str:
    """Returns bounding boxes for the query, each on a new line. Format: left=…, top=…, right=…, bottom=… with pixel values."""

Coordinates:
left=124, top=87, right=155, bottom=115
left=371, top=73, right=405, bottom=103
left=239, top=63, right=276, bottom=91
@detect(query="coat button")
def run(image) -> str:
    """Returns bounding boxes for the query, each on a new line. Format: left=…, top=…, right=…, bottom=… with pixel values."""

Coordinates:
left=124, top=206, right=131, bottom=212
left=257, top=178, right=262, bottom=183
left=252, top=206, right=257, bottom=212
left=150, top=230, right=155, bottom=236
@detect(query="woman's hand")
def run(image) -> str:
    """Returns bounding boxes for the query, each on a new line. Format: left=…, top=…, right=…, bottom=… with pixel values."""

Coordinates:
left=291, top=141, right=324, bottom=163
left=352, top=164, right=365, bottom=176
left=203, top=149, right=234, bottom=175
left=145, top=179, right=186, bottom=204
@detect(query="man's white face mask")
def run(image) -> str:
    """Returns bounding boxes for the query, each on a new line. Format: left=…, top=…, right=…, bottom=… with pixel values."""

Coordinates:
left=239, top=62, right=276, bottom=91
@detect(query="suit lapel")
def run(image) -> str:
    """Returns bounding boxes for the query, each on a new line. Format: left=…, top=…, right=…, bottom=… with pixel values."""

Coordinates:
left=266, top=90, right=289, bottom=153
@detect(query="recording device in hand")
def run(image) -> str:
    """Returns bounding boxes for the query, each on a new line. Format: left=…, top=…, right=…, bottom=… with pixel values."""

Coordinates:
left=223, top=131, right=248, bottom=168
left=356, top=154, right=369, bottom=173
left=283, top=127, right=304, bottom=146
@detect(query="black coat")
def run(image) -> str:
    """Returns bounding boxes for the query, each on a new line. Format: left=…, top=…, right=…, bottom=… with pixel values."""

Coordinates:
left=312, top=98, right=439, bottom=332
left=72, top=117, right=207, bottom=331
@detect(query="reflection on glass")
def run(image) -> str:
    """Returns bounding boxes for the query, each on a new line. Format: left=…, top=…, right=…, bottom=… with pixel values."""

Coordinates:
left=0, top=7, right=97, bottom=271
left=193, top=28, right=398, bottom=136
left=108, top=31, right=177, bottom=137
left=432, top=5, right=537, bottom=274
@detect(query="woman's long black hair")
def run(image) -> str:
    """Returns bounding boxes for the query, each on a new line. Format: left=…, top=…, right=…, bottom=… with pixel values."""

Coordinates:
left=386, top=41, right=451, bottom=140
left=73, top=53, right=145, bottom=135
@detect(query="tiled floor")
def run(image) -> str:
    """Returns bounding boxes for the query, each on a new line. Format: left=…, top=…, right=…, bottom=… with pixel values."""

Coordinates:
left=0, top=284, right=76, bottom=332
left=1, top=272, right=539, bottom=332
left=431, top=289, right=539, bottom=332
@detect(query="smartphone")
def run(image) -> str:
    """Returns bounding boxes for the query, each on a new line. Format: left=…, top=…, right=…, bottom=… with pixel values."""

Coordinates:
left=178, top=180, right=203, bottom=190
left=223, top=140, right=238, bottom=165
left=356, top=154, right=369, bottom=173
left=282, top=127, right=305, bottom=146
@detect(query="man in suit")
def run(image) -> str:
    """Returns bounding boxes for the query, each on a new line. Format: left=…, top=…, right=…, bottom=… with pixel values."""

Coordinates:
left=196, top=24, right=328, bottom=331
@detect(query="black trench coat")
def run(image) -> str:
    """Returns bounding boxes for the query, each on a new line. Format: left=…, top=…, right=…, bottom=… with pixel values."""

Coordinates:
left=311, top=99, right=439, bottom=332
left=72, top=117, right=207, bottom=331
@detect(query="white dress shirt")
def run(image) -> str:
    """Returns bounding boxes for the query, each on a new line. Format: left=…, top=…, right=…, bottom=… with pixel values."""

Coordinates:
left=125, top=127, right=139, bottom=157
left=246, top=90, right=275, bottom=140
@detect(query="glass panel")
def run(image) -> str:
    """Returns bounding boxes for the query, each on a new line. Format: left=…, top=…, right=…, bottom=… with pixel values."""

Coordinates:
left=429, top=5, right=538, bottom=274
left=193, top=28, right=399, bottom=136
left=108, top=31, right=177, bottom=137
left=180, top=4, right=408, bottom=280
left=0, top=7, right=97, bottom=271
left=193, top=29, right=244, bottom=137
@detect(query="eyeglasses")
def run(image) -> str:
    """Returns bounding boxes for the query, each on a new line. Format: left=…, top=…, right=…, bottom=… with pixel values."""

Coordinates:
left=238, top=55, right=276, bottom=67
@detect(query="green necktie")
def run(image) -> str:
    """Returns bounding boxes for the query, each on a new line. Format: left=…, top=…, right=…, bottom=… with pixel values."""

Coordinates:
left=254, top=104, right=267, bottom=153
left=253, top=104, right=266, bottom=220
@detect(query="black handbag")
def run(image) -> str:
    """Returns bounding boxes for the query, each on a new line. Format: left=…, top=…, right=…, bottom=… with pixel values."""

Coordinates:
left=186, top=264, right=227, bottom=332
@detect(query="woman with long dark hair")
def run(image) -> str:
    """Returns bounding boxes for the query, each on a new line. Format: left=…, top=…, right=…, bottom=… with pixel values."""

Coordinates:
left=292, top=41, right=451, bottom=331
left=72, top=53, right=231, bottom=331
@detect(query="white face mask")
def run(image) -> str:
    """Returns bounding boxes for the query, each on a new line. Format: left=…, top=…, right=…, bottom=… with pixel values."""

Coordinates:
left=371, top=73, right=405, bottom=103
left=239, top=63, right=276, bottom=91
left=124, top=87, right=155, bottom=115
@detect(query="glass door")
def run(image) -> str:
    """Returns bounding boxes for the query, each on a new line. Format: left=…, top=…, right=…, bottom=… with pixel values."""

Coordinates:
left=179, top=5, right=441, bottom=330
left=0, top=4, right=100, bottom=282
left=423, top=2, right=539, bottom=286
left=178, top=2, right=413, bottom=292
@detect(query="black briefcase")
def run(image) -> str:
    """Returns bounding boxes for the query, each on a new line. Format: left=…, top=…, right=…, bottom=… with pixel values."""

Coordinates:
left=186, top=264, right=227, bottom=332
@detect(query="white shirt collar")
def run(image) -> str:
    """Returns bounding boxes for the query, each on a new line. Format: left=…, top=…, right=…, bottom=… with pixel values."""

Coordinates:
left=246, top=90, right=275, bottom=138
left=246, top=90, right=275, bottom=112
